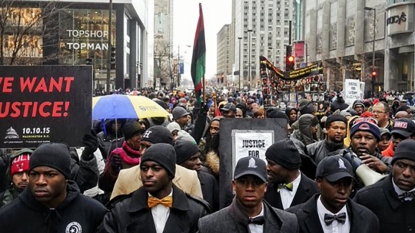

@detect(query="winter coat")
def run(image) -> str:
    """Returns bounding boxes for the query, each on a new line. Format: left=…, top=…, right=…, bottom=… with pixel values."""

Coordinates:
left=354, top=175, right=415, bottom=233
left=306, top=140, right=346, bottom=165
left=0, top=181, right=107, bottom=233
left=100, top=185, right=209, bottom=233
left=290, top=114, right=319, bottom=146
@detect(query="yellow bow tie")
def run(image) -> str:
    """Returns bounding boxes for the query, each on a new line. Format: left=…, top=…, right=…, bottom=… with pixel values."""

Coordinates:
left=278, top=183, right=293, bottom=191
left=148, top=196, right=173, bottom=208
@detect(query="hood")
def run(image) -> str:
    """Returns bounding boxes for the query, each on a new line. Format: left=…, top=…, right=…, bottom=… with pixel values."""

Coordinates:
left=298, top=114, right=318, bottom=139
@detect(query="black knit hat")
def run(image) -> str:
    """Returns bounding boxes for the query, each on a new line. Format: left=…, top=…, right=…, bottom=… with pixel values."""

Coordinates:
left=325, top=114, right=347, bottom=128
left=392, top=139, right=415, bottom=165
left=141, top=143, right=176, bottom=178
left=265, top=138, right=301, bottom=170
left=141, top=125, right=173, bottom=145
left=174, top=140, right=200, bottom=165
left=122, top=121, right=144, bottom=140
left=30, top=143, right=71, bottom=178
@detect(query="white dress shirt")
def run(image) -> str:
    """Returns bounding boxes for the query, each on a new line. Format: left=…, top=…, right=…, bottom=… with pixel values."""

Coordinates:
left=279, top=172, right=302, bottom=209
left=248, top=203, right=264, bottom=233
left=317, top=196, right=350, bottom=233
left=149, top=191, right=173, bottom=233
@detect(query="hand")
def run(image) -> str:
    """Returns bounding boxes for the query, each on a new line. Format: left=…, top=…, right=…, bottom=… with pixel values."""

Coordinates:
left=110, top=154, right=122, bottom=172
left=81, top=130, right=98, bottom=160
left=342, top=150, right=363, bottom=171
left=359, top=153, right=388, bottom=173
left=198, top=103, right=209, bottom=115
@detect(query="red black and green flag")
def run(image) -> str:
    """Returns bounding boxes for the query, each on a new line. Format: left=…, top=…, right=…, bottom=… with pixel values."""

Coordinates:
left=191, top=3, right=206, bottom=104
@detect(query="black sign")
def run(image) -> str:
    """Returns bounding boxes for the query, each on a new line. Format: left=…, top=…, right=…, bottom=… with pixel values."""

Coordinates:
left=387, top=12, right=406, bottom=26
left=260, top=55, right=323, bottom=80
left=0, top=66, right=92, bottom=148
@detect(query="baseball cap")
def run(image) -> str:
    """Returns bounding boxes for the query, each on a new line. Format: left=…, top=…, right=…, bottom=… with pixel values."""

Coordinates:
left=220, top=103, right=236, bottom=112
left=234, top=157, right=267, bottom=183
left=391, top=118, right=415, bottom=138
left=315, top=156, right=354, bottom=182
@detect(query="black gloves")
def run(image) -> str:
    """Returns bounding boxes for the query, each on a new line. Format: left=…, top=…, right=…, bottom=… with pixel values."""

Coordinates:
left=81, top=130, right=98, bottom=160
left=110, top=154, right=122, bottom=172
left=342, top=150, right=363, bottom=171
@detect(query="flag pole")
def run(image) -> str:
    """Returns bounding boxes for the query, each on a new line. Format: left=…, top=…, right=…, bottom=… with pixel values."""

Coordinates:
left=203, top=76, right=206, bottom=104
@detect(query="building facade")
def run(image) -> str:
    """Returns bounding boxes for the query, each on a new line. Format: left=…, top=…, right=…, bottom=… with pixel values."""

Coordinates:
left=304, top=0, right=415, bottom=94
left=217, top=24, right=231, bottom=85
left=1, top=0, right=149, bottom=91
left=228, top=0, right=295, bottom=90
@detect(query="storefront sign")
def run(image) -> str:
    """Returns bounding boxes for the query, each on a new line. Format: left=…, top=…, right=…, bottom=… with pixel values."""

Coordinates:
left=387, top=4, right=413, bottom=35
left=65, top=29, right=109, bottom=50
left=0, top=66, right=92, bottom=148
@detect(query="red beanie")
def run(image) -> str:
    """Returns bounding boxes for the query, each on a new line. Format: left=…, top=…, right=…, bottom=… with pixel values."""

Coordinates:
left=10, top=154, right=30, bottom=176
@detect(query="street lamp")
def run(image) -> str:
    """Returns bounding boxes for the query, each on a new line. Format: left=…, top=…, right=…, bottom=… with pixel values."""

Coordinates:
left=247, top=29, right=253, bottom=90
left=238, top=36, right=242, bottom=91
left=365, top=6, right=376, bottom=97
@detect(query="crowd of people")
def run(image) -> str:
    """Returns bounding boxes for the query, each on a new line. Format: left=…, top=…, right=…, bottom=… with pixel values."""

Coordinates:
left=0, top=87, right=415, bottom=233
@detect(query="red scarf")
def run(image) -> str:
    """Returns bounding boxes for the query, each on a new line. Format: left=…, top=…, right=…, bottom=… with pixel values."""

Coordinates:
left=111, top=141, right=141, bottom=165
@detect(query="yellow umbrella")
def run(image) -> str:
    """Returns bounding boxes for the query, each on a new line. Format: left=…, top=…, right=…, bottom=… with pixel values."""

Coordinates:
left=92, top=95, right=169, bottom=120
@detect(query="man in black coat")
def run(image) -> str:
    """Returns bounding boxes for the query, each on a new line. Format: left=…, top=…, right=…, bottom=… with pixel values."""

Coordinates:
left=0, top=143, right=107, bottom=232
left=100, top=143, right=210, bottom=233
left=354, top=139, right=415, bottom=233
left=264, top=139, right=319, bottom=209
left=174, top=139, right=219, bottom=211
left=198, top=156, right=299, bottom=233
left=287, top=156, right=379, bottom=233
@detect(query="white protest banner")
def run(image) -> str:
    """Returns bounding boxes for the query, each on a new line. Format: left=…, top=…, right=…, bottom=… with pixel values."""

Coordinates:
left=344, top=79, right=362, bottom=105
left=231, top=130, right=274, bottom=173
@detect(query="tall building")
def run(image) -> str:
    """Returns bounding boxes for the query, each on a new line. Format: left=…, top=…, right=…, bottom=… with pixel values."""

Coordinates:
left=0, top=0, right=149, bottom=91
left=227, top=0, right=295, bottom=90
left=217, top=24, right=231, bottom=85
left=304, top=0, right=415, bottom=93
left=153, top=0, right=174, bottom=89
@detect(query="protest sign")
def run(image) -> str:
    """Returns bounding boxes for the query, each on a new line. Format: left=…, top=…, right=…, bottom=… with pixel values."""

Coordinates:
left=0, top=66, right=92, bottom=148
left=343, top=79, right=362, bottom=105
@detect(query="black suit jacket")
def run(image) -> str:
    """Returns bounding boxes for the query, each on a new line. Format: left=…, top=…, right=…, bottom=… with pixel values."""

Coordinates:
left=264, top=173, right=319, bottom=209
left=198, top=171, right=219, bottom=211
left=286, top=194, right=379, bottom=233
left=101, top=185, right=209, bottom=233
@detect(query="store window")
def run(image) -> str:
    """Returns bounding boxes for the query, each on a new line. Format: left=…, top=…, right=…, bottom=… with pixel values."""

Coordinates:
left=1, top=8, right=43, bottom=63
left=59, top=9, right=116, bottom=69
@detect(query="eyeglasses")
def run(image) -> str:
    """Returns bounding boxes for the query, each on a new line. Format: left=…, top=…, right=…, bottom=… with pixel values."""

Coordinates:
left=372, top=110, right=385, bottom=114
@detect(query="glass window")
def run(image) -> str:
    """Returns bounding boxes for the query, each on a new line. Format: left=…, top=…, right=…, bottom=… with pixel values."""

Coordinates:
left=59, top=9, right=116, bottom=69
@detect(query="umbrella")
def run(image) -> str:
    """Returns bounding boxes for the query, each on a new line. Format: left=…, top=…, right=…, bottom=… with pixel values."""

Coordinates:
left=92, top=95, right=169, bottom=120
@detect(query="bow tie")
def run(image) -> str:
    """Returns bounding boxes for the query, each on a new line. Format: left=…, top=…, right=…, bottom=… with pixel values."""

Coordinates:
left=324, top=213, right=346, bottom=225
left=278, top=183, right=293, bottom=191
left=148, top=196, right=173, bottom=208
left=398, top=191, right=415, bottom=201
left=248, top=216, right=265, bottom=225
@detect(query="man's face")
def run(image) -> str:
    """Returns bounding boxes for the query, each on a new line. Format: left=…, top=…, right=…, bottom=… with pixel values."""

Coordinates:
left=209, top=121, right=220, bottom=136
left=222, top=110, right=235, bottom=118
left=266, top=159, right=290, bottom=184
left=232, top=175, right=267, bottom=209
left=317, top=177, right=353, bottom=213
left=176, top=115, right=189, bottom=126
left=141, top=160, right=171, bottom=198
left=326, top=122, right=347, bottom=143
left=181, top=153, right=202, bottom=171
left=372, top=104, right=388, bottom=126
left=235, top=108, right=243, bottom=118
left=29, top=166, right=67, bottom=208
left=12, top=171, right=29, bottom=190
left=354, top=104, right=364, bottom=114
left=350, top=131, right=378, bottom=156
left=392, top=133, right=408, bottom=152
left=392, top=159, right=415, bottom=191
left=140, top=141, right=153, bottom=154
left=378, top=134, right=391, bottom=152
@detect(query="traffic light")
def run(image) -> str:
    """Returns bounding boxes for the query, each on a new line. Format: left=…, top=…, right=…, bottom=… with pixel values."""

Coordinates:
left=285, top=45, right=295, bottom=72
left=371, top=70, right=377, bottom=79
left=110, top=46, right=116, bottom=69
left=86, top=58, right=92, bottom=65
